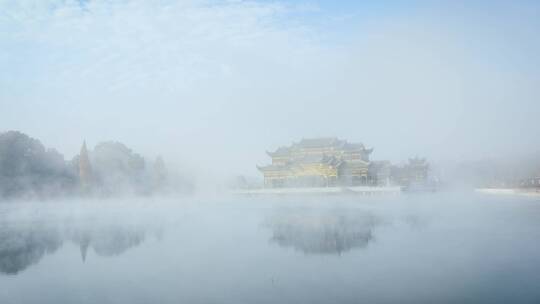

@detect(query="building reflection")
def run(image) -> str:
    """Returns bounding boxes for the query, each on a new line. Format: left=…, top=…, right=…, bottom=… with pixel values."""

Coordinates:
left=0, top=221, right=148, bottom=275
left=265, top=208, right=381, bottom=255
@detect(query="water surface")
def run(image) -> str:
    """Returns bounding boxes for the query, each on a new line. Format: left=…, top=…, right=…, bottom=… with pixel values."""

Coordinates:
left=1, top=194, right=540, bottom=303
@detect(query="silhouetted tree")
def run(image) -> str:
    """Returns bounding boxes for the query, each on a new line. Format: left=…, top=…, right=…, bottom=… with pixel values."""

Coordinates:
left=90, top=141, right=149, bottom=195
left=0, top=131, right=76, bottom=199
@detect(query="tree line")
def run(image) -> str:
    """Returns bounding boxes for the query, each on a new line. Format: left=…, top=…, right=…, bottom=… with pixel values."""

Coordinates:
left=0, top=131, right=188, bottom=200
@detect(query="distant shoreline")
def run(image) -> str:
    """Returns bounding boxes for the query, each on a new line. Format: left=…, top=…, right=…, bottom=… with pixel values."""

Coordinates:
left=231, top=186, right=402, bottom=196
left=475, top=188, right=540, bottom=197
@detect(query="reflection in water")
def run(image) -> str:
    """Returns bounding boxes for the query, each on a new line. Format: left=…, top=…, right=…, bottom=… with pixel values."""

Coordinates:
left=72, top=225, right=146, bottom=261
left=0, top=224, right=62, bottom=275
left=265, top=208, right=381, bottom=255
left=0, top=219, right=149, bottom=275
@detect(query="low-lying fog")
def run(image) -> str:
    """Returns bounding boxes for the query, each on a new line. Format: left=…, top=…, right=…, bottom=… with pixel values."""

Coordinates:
left=1, top=193, right=539, bottom=304
left=2, top=1, right=540, bottom=303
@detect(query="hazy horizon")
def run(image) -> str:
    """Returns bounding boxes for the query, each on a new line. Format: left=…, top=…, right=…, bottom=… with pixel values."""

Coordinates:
left=2, top=3, right=540, bottom=302
left=2, top=0, right=540, bottom=180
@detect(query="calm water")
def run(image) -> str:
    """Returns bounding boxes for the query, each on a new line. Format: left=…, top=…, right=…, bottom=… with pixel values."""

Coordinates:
left=1, top=194, right=540, bottom=304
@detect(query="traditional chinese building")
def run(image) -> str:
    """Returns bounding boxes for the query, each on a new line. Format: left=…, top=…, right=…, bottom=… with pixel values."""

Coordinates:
left=257, top=138, right=379, bottom=188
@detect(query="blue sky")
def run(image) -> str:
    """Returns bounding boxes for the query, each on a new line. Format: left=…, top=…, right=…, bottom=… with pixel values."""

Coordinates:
left=1, top=0, right=539, bottom=181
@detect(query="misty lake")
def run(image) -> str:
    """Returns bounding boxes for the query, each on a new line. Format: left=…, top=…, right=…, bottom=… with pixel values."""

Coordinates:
left=1, top=194, right=540, bottom=304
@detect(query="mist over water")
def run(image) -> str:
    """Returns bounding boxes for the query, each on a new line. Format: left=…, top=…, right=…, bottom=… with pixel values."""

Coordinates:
left=2, top=1, right=540, bottom=303
left=1, top=194, right=540, bottom=304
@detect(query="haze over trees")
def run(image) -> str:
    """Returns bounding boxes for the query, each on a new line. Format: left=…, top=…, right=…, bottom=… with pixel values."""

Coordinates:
left=1, top=129, right=538, bottom=199
left=84, top=141, right=149, bottom=196
left=444, top=156, right=540, bottom=189
left=0, top=131, right=76, bottom=199
left=0, top=130, right=188, bottom=200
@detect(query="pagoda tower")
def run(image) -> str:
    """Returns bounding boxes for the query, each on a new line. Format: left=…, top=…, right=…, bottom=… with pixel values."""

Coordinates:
left=79, top=141, right=93, bottom=191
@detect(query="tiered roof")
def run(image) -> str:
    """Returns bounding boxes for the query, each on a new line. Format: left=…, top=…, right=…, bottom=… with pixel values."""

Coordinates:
left=267, top=137, right=372, bottom=157
left=258, top=138, right=376, bottom=172
left=257, top=154, right=344, bottom=172
left=295, top=137, right=343, bottom=148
